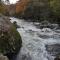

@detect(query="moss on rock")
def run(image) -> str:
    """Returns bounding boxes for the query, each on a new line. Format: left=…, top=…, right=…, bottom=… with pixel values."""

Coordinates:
left=0, top=15, right=22, bottom=57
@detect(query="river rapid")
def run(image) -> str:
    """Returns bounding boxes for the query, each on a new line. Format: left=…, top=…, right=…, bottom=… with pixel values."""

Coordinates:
left=10, top=17, right=60, bottom=60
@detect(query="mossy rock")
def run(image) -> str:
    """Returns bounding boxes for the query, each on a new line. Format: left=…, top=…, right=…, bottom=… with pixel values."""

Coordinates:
left=0, top=15, right=22, bottom=56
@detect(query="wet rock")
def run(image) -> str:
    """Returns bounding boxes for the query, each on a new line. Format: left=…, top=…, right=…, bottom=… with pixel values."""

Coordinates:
left=34, top=20, right=59, bottom=29
left=51, top=24, right=59, bottom=29
left=46, top=44, right=60, bottom=56
left=38, top=34, right=51, bottom=39
left=41, top=28, right=53, bottom=32
left=13, top=21, right=20, bottom=28
left=40, top=20, right=51, bottom=29
left=54, top=29, right=60, bottom=33
left=38, top=28, right=54, bottom=39
left=0, top=15, right=22, bottom=59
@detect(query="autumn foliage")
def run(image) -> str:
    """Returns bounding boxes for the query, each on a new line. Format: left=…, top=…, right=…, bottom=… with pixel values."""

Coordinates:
left=0, top=2, right=6, bottom=14
left=16, top=0, right=30, bottom=14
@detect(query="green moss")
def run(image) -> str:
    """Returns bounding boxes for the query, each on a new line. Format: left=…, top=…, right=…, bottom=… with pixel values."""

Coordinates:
left=10, top=26, right=22, bottom=53
left=0, top=23, right=22, bottom=55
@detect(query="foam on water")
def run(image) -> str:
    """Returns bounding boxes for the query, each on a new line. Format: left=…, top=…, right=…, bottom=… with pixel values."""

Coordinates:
left=10, top=17, right=60, bottom=60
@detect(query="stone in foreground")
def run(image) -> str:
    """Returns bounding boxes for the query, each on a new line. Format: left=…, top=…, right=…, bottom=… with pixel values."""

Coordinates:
left=0, top=54, right=9, bottom=60
left=0, top=15, right=22, bottom=59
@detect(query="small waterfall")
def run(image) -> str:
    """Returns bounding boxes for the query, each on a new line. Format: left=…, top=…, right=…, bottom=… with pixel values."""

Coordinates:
left=10, top=17, right=60, bottom=60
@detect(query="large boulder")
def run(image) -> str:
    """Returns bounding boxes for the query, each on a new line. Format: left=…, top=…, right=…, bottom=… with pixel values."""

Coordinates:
left=0, top=15, right=22, bottom=59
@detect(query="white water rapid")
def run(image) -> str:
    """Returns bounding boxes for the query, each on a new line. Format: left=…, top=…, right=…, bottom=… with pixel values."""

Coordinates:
left=10, top=17, right=60, bottom=60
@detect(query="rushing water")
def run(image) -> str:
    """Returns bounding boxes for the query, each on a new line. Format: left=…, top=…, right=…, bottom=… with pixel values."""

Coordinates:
left=10, top=17, right=60, bottom=60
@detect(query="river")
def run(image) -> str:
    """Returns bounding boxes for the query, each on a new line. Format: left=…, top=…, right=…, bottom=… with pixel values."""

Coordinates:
left=10, top=17, right=60, bottom=60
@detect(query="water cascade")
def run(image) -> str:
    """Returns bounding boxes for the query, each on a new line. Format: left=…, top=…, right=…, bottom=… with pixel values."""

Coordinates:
left=10, top=17, right=60, bottom=60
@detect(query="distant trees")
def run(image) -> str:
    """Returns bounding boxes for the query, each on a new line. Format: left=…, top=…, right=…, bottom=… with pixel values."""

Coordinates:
left=49, top=0, right=60, bottom=23
left=13, top=0, right=60, bottom=23
left=22, top=0, right=50, bottom=21
left=0, top=0, right=6, bottom=14
left=50, top=0, right=60, bottom=16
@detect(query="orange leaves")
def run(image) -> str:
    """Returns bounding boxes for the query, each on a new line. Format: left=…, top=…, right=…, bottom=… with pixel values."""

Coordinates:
left=16, top=0, right=30, bottom=13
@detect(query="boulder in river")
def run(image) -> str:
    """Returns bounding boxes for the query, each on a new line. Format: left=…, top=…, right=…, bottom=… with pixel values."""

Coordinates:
left=46, top=44, right=60, bottom=56
left=40, top=20, right=51, bottom=29
left=0, top=15, right=22, bottom=59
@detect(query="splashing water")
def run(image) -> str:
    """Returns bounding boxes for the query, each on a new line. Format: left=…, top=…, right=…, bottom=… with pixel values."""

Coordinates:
left=10, top=17, right=60, bottom=60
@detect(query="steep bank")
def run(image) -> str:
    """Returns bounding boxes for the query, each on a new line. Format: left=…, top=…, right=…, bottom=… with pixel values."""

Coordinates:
left=0, top=15, right=22, bottom=60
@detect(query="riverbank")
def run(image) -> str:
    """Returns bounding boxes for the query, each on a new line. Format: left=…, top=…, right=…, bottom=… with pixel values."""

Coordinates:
left=0, top=15, right=22, bottom=60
